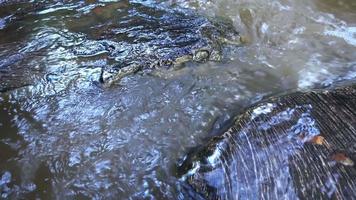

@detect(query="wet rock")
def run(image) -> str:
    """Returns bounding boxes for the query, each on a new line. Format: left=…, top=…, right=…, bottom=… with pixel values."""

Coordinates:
left=177, top=84, right=356, bottom=199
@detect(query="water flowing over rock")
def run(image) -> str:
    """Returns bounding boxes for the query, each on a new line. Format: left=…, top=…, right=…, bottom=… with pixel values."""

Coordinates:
left=69, top=2, right=241, bottom=87
left=0, top=1, right=241, bottom=92
left=178, top=84, right=356, bottom=199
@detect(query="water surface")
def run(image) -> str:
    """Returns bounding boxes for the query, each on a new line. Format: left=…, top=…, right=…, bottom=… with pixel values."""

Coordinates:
left=0, top=0, right=355, bottom=199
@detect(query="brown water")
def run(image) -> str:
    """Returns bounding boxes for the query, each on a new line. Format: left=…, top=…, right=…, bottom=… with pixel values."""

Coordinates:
left=0, top=0, right=355, bottom=199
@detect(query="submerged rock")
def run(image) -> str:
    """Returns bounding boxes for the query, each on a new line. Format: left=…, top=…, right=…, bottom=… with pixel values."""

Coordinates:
left=177, top=84, right=356, bottom=199
left=69, top=2, right=241, bottom=87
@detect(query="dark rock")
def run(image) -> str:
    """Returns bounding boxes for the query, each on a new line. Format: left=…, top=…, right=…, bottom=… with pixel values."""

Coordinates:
left=177, top=84, right=356, bottom=199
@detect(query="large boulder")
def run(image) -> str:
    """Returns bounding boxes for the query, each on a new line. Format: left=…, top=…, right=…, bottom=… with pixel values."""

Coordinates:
left=177, top=84, right=356, bottom=199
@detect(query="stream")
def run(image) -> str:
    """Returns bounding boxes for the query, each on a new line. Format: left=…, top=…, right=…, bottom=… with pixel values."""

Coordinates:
left=0, top=0, right=355, bottom=199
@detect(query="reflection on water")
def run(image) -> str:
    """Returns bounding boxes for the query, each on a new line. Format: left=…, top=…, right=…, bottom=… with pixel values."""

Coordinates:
left=0, top=0, right=355, bottom=199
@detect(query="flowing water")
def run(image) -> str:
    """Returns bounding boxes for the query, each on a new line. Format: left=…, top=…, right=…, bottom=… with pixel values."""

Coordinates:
left=0, top=0, right=355, bottom=199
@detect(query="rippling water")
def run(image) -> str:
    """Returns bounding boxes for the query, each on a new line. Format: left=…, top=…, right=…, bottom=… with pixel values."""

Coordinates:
left=0, top=0, right=355, bottom=199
